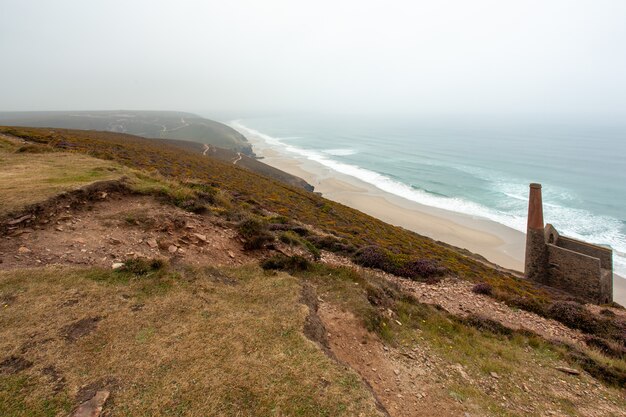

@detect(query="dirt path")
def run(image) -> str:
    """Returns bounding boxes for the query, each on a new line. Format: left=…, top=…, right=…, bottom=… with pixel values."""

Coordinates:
left=232, top=152, right=242, bottom=165
left=320, top=303, right=465, bottom=417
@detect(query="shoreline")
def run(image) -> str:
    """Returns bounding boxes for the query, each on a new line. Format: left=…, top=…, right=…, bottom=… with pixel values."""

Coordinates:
left=239, top=129, right=626, bottom=305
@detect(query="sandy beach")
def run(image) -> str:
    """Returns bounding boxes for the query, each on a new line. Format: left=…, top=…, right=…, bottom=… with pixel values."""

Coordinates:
left=245, top=135, right=626, bottom=305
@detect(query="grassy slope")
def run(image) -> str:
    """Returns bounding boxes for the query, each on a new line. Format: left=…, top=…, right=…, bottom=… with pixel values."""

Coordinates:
left=0, top=111, right=251, bottom=154
left=0, top=136, right=125, bottom=216
left=0, top=126, right=547, bottom=306
left=0, top=265, right=383, bottom=417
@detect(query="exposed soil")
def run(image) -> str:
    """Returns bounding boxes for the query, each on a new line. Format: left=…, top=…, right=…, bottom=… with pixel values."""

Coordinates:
left=0, top=355, right=33, bottom=374
left=62, top=317, right=102, bottom=342
left=0, top=192, right=253, bottom=271
left=319, top=303, right=465, bottom=417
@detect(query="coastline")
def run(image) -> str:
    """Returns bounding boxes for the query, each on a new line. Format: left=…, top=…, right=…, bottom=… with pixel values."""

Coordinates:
left=240, top=129, right=626, bottom=305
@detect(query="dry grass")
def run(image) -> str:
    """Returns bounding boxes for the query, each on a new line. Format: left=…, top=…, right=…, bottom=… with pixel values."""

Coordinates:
left=0, top=140, right=124, bottom=216
left=0, top=265, right=383, bottom=417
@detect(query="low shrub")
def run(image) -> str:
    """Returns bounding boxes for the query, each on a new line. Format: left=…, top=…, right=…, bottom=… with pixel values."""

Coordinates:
left=472, top=282, right=493, bottom=296
left=584, top=335, right=626, bottom=359
left=393, top=259, right=446, bottom=282
left=352, top=246, right=389, bottom=269
left=548, top=301, right=600, bottom=335
left=123, top=257, right=167, bottom=275
left=307, top=235, right=356, bottom=254
left=462, top=314, right=513, bottom=336
left=268, top=223, right=309, bottom=236
left=565, top=349, right=626, bottom=387
left=16, top=144, right=53, bottom=153
left=353, top=246, right=445, bottom=282
left=261, top=255, right=311, bottom=272
left=237, top=217, right=274, bottom=250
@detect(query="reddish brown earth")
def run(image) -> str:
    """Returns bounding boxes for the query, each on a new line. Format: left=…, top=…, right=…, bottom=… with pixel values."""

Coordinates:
left=0, top=194, right=252, bottom=271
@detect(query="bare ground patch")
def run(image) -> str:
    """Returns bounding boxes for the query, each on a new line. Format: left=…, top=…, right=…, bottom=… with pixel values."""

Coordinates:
left=0, top=193, right=253, bottom=271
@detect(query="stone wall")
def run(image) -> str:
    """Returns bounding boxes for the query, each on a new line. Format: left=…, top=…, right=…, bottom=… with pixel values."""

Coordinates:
left=556, top=236, right=612, bottom=270
left=546, top=244, right=604, bottom=303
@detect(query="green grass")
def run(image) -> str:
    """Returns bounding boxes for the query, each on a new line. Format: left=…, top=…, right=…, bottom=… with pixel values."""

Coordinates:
left=0, top=265, right=384, bottom=417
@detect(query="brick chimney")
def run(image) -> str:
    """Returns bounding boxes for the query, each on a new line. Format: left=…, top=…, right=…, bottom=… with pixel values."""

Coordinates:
left=524, top=183, right=548, bottom=282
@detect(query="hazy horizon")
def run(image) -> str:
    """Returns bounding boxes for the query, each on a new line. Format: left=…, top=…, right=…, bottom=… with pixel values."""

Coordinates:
left=2, top=0, right=626, bottom=120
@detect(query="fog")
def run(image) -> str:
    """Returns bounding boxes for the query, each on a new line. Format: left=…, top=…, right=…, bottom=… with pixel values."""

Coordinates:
left=1, top=0, right=626, bottom=118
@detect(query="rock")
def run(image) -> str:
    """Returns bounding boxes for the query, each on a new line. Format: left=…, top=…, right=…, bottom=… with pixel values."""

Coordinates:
left=75, top=238, right=86, bottom=244
left=168, top=245, right=178, bottom=254
left=7, top=215, right=32, bottom=225
left=18, top=246, right=31, bottom=254
left=111, top=263, right=124, bottom=270
left=146, top=239, right=158, bottom=248
left=490, top=372, right=500, bottom=379
left=109, top=238, right=121, bottom=245
left=70, top=390, right=109, bottom=417
left=55, top=226, right=64, bottom=232
left=393, top=369, right=400, bottom=376
left=555, top=366, right=580, bottom=376
left=193, top=233, right=207, bottom=242
left=228, top=251, right=235, bottom=258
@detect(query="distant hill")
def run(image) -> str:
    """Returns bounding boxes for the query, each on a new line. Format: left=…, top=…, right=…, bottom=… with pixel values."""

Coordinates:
left=0, top=110, right=253, bottom=155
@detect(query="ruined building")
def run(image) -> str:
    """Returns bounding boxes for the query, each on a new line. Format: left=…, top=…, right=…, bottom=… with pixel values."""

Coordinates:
left=524, top=183, right=613, bottom=304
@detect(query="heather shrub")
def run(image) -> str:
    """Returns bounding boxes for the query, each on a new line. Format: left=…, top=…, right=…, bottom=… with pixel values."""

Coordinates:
left=548, top=301, right=599, bottom=334
left=261, top=254, right=311, bottom=272
left=352, top=246, right=390, bottom=269
left=584, top=335, right=626, bottom=359
left=462, top=314, right=513, bottom=336
left=308, top=235, right=356, bottom=254
left=237, top=217, right=274, bottom=250
left=499, top=293, right=547, bottom=316
left=393, top=259, right=446, bottom=282
left=600, top=308, right=616, bottom=318
left=472, top=282, right=493, bottom=296
left=268, top=223, right=309, bottom=236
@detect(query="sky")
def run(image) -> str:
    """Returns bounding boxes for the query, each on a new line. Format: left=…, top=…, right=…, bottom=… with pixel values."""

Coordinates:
left=1, top=0, right=626, bottom=118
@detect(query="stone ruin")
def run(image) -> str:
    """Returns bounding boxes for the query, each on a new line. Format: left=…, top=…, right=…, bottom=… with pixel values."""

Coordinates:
left=524, top=183, right=613, bottom=304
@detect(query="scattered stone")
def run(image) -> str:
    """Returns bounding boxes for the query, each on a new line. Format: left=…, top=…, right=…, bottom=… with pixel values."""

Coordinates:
left=70, top=390, right=110, bottom=417
left=228, top=251, right=235, bottom=258
left=75, top=238, right=86, bottom=244
left=555, top=366, right=580, bottom=376
left=109, top=238, right=121, bottom=245
left=394, top=369, right=400, bottom=376
left=55, top=226, right=64, bottom=232
left=193, top=233, right=207, bottom=242
left=7, top=215, right=32, bottom=225
left=17, top=246, right=31, bottom=254
left=146, top=239, right=158, bottom=248
left=111, top=263, right=124, bottom=270
left=168, top=245, right=178, bottom=254
left=490, top=372, right=500, bottom=379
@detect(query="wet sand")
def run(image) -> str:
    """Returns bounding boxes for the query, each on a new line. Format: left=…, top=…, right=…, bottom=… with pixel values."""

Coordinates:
left=250, top=138, right=626, bottom=305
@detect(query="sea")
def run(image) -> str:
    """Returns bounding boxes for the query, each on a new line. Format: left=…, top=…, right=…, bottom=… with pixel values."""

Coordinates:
left=226, top=114, right=626, bottom=278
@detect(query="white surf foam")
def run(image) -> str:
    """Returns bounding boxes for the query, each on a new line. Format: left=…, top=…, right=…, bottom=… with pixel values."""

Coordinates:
left=323, top=148, right=358, bottom=156
left=231, top=120, right=626, bottom=277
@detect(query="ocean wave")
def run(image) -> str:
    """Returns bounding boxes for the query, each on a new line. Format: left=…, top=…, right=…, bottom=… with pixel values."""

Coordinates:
left=230, top=120, right=626, bottom=277
left=322, top=148, right=357, bottom=156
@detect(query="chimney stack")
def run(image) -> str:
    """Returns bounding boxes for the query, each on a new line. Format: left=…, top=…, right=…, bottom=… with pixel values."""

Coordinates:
left=527, top=183, right=544, bottom=230
left=524, top=183, right=548, bottom=282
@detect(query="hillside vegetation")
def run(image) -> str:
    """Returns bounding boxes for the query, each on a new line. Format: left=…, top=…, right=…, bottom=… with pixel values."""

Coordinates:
left=0, top=111, right=253, bottom=155
left=0, top=127, right=624, bottom=416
